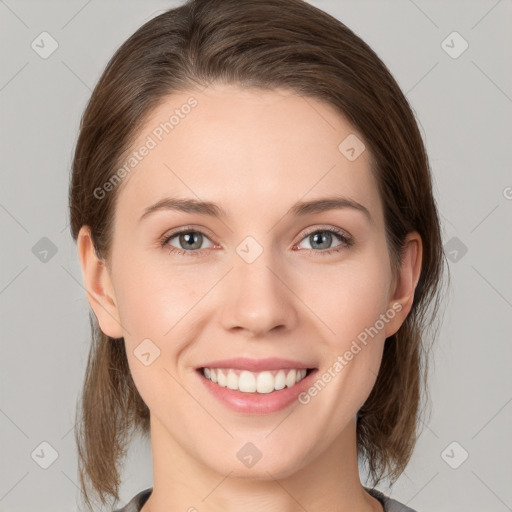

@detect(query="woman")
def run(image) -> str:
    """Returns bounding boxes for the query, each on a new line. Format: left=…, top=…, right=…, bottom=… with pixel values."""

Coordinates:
left=69, top=0, right=447, bottom=511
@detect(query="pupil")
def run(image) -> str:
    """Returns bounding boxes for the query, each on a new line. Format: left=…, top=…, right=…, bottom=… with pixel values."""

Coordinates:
left=312, top=231, right=331, bottom=249
left=182, top=232, right=201, bottom=249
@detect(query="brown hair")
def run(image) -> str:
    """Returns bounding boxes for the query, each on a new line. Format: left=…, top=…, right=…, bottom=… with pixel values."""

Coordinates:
left=69, top=0, right=448, bottom=509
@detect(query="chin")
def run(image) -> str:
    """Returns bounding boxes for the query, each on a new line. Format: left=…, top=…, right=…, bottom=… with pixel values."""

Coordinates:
left=206, top=451, right=306, bottom=481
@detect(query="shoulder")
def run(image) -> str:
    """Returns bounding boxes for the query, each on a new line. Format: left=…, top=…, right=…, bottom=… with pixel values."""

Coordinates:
left=113, top=488, right=152, bottom=512
left=365, top=486, right=420, bottom=512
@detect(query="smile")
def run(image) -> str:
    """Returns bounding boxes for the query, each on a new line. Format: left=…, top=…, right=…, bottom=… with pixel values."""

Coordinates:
left=201, top=367, right=311, bottom=393
left=196, top=366, right=318, bottom=414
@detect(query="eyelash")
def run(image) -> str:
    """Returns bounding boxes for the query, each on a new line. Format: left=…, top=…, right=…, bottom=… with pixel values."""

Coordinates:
left=159, top=226, right=353, bottom=258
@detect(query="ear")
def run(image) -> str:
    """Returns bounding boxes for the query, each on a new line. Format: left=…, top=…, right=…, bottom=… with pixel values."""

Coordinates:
left=384, top=231, right=423, bottom=338
left=76, top=225, right=124, bottom=339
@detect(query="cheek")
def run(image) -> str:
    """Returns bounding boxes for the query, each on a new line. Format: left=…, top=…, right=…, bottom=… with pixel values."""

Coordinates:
left=111, top=254, right=212, bottom=388
left=302, top=265, right=389, bottom=428
left=310, top=253, right=392, bottom=415
left=295, top=255, right=392, bottom=345
left=116, top=274, right=193, bottom=414
left=111, top=248, right=203, bottom=337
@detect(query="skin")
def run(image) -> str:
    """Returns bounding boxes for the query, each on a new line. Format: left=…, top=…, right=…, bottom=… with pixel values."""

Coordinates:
left=77, top=84, right=422, bottom=512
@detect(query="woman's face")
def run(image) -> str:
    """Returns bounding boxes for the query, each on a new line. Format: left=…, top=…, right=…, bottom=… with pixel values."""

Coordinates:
left=81, top=84, right=419, bottom=479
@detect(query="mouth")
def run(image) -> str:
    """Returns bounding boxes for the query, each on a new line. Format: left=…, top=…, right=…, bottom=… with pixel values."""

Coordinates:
left=196, top=366, right=316, bottom=394
left=195, top=365, right=319, bottom=415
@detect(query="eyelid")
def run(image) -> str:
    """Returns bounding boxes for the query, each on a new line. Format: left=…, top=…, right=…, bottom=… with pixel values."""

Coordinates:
left=160, top=224, right=217, bottom=243
left=296, top=224, right=352, bottom=243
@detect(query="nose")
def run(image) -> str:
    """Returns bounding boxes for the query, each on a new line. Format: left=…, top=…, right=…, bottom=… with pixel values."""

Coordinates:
left=219, top=248, right=299, bottom=337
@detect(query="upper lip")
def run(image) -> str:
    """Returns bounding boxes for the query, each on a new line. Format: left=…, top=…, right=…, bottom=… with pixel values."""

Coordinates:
left=196, top=357, right=316, bottom=372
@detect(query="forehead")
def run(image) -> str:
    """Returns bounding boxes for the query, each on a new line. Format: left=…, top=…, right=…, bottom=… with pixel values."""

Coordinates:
left=114, top=84, right=382, bottom=226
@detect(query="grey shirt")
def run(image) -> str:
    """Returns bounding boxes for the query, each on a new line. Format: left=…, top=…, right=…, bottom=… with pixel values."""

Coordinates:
left=113, top=486, right=418, bottom=511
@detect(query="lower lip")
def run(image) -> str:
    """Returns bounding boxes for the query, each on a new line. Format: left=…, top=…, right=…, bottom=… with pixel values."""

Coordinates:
left=196, top=368, right=318, bottom=414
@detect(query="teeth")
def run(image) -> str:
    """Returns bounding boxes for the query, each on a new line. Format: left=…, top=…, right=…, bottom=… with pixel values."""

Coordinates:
left=202, top=368, right=308, bottom=393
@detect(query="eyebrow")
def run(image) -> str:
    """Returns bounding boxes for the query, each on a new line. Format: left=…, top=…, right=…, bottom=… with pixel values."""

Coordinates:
left=138, top=196, right=372, bottom=223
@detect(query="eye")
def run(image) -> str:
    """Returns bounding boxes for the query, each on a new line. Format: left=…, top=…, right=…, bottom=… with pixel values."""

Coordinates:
left=159, top=226, right=353, bottom=257
left=296, top=227, right=353, bottom=255
left=160, top=229, right=214, bottom=256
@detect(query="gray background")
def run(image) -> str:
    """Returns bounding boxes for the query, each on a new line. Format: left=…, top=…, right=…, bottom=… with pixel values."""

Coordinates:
left=1, top=0, right=511, bottom=511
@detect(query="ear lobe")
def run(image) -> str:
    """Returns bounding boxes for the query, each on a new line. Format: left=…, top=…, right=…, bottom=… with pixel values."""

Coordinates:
left=76, top=225, right=124, bottom=339
left=385, top=232, right=423, bottom=338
